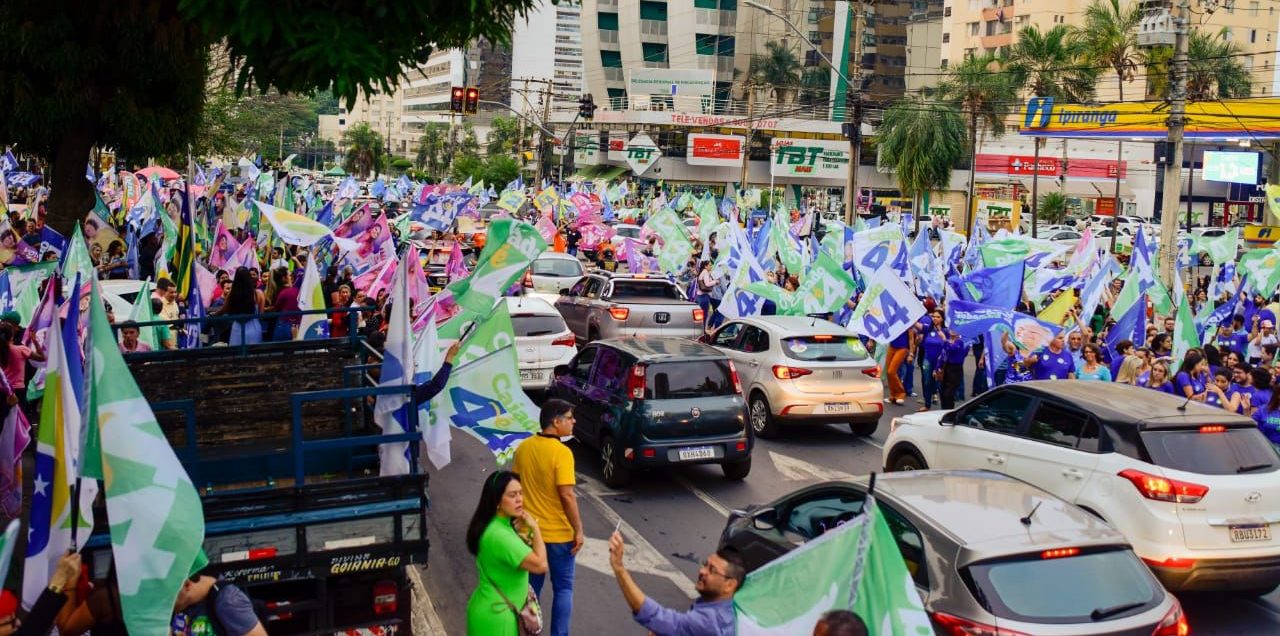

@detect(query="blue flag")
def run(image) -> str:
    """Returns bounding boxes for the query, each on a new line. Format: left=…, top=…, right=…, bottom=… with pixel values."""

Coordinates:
left=1105, top=298, right=1146, bottom=360
left=0, top=150, right=16, bottom=173
left=950, top=260, right=1024, bottom=309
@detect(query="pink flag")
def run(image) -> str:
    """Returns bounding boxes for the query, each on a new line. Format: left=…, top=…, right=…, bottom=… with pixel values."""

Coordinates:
left=406, top=246, right=431, bottom=308
left=445, top=242, right=470, bottom=281
left=354, top=257, right=397, bottom=298
left=535, top=215, right=558, bottom=244
left=209, top=220, right=241, bottom=270
left=577, top=223, right=615, bottom=250
left=224, top=235, right=259, bottom=272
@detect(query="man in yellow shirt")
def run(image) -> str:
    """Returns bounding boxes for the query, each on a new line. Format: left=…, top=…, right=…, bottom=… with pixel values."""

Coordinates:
left=512, top=398, right=583, bottom=636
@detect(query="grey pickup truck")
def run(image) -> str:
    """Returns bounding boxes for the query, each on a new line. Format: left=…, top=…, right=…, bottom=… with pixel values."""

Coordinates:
left=555, top=270, right=704, bottom=344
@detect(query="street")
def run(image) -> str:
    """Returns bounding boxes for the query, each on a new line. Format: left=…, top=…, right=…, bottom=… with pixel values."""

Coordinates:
left=419, top=379, right=1280, bottom=635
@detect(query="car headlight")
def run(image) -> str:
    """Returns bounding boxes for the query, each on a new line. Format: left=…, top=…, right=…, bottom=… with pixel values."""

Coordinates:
left=889, top=417, right=902, bottom=434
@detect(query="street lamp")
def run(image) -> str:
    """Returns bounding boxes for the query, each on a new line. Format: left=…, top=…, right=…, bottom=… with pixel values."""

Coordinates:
left=743, top=0, right=861, bottom=224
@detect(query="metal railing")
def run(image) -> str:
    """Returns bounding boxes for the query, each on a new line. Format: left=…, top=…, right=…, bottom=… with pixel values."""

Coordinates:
left=119, top=305, right=376, bottom=358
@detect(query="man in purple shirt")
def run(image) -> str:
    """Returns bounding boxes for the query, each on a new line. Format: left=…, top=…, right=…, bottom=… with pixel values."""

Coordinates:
left=1026, top=333, right=1075, bottom=380
left=609, top=531, right=740, bottom=635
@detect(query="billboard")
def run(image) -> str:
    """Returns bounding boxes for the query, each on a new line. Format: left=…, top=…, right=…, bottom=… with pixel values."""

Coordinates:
left=574, top=135, right=603, bottom=166
left=686, top=134, right=745, bottom=167
left=626, top=68, right=715, bottom=97
left=1202, top=151, right=1260, bottom=184
left=624, top=133, right=660, bottom=175
left=769, top=138, right=850, bottom=180
left=1021, top=96, right=1280, bottom=141
left=607, top=133, right=628, bottom=161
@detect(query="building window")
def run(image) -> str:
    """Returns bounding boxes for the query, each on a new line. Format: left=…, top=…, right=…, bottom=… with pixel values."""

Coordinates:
left=695, top=0, right=717, bottom=8
left=1250, top=1, right=1260, bottom=15
left=1251, top=29, right=1257, bottom=43
left=942, top=32, right=950, bottom=43
left=943, top=6, right=951, bottom=17
left=639, top=1, right=668, bottom=21
left=642, top=42, right=668, bottom=63
left=718, top=35, right=735, bottom=56
left=598, top=11, right=619, bottom=29
left=941, top=58, right=948, bottom=69
left=696, top=33, right=717, bottom=55
left=719, top=0, right=736, bottom=10
left=968, top=21, right=978, bottom=36
left=601, top=50, right=623, bottom=68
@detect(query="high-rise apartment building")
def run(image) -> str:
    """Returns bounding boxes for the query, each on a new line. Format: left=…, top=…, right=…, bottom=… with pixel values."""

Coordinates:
left=940, top=0, right=1280, bottom=100
left=512, top=0, right=587, bottom=117
left=906, top=0, right=946, bottom=93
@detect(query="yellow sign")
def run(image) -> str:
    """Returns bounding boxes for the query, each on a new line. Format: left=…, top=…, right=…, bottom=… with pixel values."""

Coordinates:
left=972, top=199, right=1021, bottom=233
left=1021, top=96, right=1280, bottom=141
left=1243, top=225, right=1280, bottom=249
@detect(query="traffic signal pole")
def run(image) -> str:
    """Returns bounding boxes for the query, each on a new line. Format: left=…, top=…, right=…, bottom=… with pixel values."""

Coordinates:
left=1157, top=1, right=1189, bottom=289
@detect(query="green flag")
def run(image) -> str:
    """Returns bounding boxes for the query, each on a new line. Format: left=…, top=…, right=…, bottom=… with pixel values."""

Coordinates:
left=1239, top=247, right=1280, bottom=296
left=642, top=208, right=694, bottom=275
left=85, top=281, right=205, bottom=634
left=1172, top=284, right=1199, bottom=364
left=696, top=196, right=719, bottom=244
left=734, top=497, right=932, bottom=635
left=770, top=212, right=804, bottom=275
left=127, top=280, right=161, bottom=350
left=794, top=253, right=859, bottom=315
left=980, top=238, right=1029, bottom=268
left=445, top=219, right=547, bottom=318
left=1200, top=227, right=1239, bottom=265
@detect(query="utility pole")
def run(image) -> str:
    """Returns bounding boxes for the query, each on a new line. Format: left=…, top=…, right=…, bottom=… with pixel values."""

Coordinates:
left=535, top=83, right=553, bottom=186
left=517, top=78, right=529, bottom=164
left=739, top=83, right=756, bottom=192
left=1031, top=137, right=1042, bottom=237
left=845, top=0, right=865, bottom=225
left=1157, top=0, right=1189, bottom=288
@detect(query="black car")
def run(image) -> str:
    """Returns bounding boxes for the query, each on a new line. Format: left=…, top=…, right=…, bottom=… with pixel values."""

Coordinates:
left=549, top=337, right=752, bottom=487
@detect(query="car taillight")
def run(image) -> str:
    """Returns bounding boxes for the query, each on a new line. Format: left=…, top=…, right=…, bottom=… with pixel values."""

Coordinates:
left=1151, top=598, right=1189, bottom=636
left=772, top=365, right=813, bottom=380
left=609, top=306, right=630, bottom=321
left=861, top=366, right=881, bottom=379
left=1199, top=425, right=1225, bottom=433
left=931, top=611, right=1032, bottom=636
left=692, top=308, right=705, bottom=322
left=728, top=360, right=743, bottom=394
left=552, top=334, right=576, bottom=347
left=1142, top=556, right=1197, bottom=569
left=627, top=364, right=647, bottom=400
left=1040, top=547, right=1080, bottom=559
left=1118, top=469, right=1208, bottom=504
left=373, top=579, right=398, bottom=616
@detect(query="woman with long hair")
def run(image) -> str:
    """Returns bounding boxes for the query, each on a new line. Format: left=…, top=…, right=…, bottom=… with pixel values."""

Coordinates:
left=466, top=471, right=548, bottom=635
left=0, top=322, right=44, bottom=420
left=1076, top=344, right=1112, bottom=382
left=270, top=267, right=300, bottom=341
left=1115, top=355, right=1145, bottom=385
left=330, top=284, right=353, bottom=339
left=1146, top=359, right=1176, bottom=394
left=1175, top=349, right=1211, bottom=401
left=214, top=268, right=264, bottom=345
left=918, top=309, right=946, bottom=411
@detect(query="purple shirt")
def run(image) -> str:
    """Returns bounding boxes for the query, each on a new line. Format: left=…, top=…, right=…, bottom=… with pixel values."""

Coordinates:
left=635, top=597, right=735, bottom=636
left=1174, top=371, right=1208, bottom=397
left=1215, top=332, right=1248, bottom=356
left=943, top=337, right=969, bottom=365
left=1032, top=347, right=1074, bottom=380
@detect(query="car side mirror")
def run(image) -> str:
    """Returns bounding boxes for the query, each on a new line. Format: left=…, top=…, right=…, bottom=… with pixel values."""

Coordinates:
left=553, top=364, right=569, bottom=378
left=559, top=289, right=570, bottom=296
left=939, top=410, right=956, bottom=425
left=750, top=507, right=777, bottom=531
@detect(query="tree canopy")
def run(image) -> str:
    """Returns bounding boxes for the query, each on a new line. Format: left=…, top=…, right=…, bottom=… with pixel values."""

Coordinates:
left=0, top=0, right=539, bottom=232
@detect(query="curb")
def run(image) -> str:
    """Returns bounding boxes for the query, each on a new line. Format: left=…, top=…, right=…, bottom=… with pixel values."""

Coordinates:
left=408, top=564, right=448, bottom=635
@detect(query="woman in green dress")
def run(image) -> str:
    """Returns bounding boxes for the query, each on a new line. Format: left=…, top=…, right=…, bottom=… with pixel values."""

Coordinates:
left=466, top=470, right=548, bottom=635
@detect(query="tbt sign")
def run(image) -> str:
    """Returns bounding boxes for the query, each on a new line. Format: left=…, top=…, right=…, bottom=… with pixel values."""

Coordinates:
left=769, top=138, right=850, bottom=180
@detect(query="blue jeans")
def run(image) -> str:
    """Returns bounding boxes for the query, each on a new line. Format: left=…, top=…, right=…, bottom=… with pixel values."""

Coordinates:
left=530, top=541, right=575, bottom=636
left=900, top=356, right=915, bottom=395
left=921, top=360, right=939, bottom=409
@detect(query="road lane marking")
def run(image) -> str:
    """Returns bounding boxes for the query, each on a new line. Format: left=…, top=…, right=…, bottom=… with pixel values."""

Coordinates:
left=672, top=474, right=732, bottom=518
left=768, top=450, right=854, bottom=482
left=576, top=473, right=697, bottom=596
left=860, top=436, right=884, bottom=449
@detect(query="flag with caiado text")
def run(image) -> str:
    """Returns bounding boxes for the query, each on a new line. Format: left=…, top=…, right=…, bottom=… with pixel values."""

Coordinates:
left=643, top=207, right=695, bottom=275
left=82, top=281, right=205, bottom=634
left=846, top=267, right=926, bottom=345
left=430, top=303, right=540, bottom=465
left=444, top=219, right=547, bottom=320
left=734, top=496, right=933, bottom=636
left=794, top=252, right=859, bottom=315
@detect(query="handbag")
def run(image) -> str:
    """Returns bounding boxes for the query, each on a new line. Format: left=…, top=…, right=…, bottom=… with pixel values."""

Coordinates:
left=480, top=566, right=543, bottom=635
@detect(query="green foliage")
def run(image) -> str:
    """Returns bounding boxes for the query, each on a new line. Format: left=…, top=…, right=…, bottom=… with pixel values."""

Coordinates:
left=194, top=88, right=320, bottom=159
left=1072, top=0, right=1144, bottom=99
left=877, top=98, right=966, bottom=202
left=456, top=122, right=480, bottom=159
left=749, top=41, right=802, bottom=89
left=416, top=123, right=449, bottom=176
left=486, top=116, right=528, bottom=156
left=1146, top=28, right=1252, bottom=100
left=937, top=53, right=1017, bottom=139
left=342, top=122, right=384, bottom=179
left=1038, top=191, right=1069, bottom=224
left=1007, top=25, right=1097, bottom=102
left=451, top=154, right=520, bottom=186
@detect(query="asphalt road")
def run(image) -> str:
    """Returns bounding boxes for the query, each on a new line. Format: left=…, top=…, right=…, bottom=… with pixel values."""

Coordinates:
left=420, top=374, right=1280, bottom=635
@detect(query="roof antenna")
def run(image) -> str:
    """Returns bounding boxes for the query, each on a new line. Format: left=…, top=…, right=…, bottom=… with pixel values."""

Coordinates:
left=1020, top=501, right=1042, bottom=526
left=1177, top=391, right=1194, bottom=412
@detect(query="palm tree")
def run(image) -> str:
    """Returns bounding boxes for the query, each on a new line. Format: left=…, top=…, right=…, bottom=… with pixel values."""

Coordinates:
left=877, top=97, right=967, bottom=233
left=1038, top=191, right=1070, bottom=224
left=798, top=67, right=830, bottom=111
left=341, top=122, right=383, bottom=179
left=1007, top=25, right=1098, bottom=102
left=749, top=40, right=802, bottom=104
left=415, top=123, right=448, bottom=176
left=936, top=52, right=1018, bottom=232
left=486, top=116, right=526, bottom=156
left=1072, top=0, right=1143, bottom=253
left=1146, top=28, right=1252, bottom=100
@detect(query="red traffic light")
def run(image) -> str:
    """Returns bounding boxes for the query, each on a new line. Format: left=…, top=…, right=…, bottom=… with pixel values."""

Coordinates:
left=450, top=86, right=465, bottom=113
left=464, top=87, right=479, bottom=115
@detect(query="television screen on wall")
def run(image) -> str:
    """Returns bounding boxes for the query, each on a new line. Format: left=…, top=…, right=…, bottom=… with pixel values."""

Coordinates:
left=1202, top=151, right=1261, bottom=184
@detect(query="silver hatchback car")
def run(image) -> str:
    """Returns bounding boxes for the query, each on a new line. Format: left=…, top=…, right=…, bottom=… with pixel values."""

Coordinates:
left=703, top=316, right=882, bottom=438
left=720, top=470, right=1187, bottom=636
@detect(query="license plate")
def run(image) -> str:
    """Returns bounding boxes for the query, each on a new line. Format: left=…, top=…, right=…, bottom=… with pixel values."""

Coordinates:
left=677, top=446, right=716, bottom=461
left=655, top=312, right=670, bottom=324
left=1230, top=524, right=1272, bottom=543
left=824, top=402, right=853, bottom=414
left=519, top=370, right=544, bottom=381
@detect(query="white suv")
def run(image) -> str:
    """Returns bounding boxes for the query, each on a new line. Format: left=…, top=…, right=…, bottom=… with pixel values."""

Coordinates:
left=883, top=380, right=1280, bottom=595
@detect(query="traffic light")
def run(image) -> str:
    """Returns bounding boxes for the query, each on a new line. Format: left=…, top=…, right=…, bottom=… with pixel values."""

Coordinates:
left=450, top=86, right=465, bottom=113
left=464, top=87, right=479, bottom=115
left=578, top=94, right=597, bottom=120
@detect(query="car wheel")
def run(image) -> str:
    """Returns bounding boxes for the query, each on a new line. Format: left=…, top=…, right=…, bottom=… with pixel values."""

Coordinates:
left=849, top=420, right=879, bottom=437
left=600, top=434, right=631, bottom=488
left=889, top=450, right=926, bottom=472
left=722, top=457, right=751, bottom=481
left=749, top=393, right=780, bottom=439
left=587, top=326, right=600, bottom=343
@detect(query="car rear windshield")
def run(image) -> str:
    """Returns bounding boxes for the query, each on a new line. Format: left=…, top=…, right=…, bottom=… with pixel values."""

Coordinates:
left=616, top=227, right=641, bottom=239
left=646, top=361, right=734, bottom=399
left=511, top=314, right=567, bottom=338
left=608, top=280, right=683, bottom=300
left=1139, top=428, right=1280, bottom=475
left=531, top=258, right=583, bottom=277
left=781, top=336, right=869, bottom=362
left=965, top=549, right=1162, bottom=624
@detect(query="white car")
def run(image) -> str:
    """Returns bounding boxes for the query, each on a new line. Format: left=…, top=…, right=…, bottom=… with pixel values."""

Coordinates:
left=524, top=253, right=584, bottom=296
left=504, top=296, right=577, bottom=392
left=883, top=381, right=1280, bottom=595
left=609, top=223, right=642, bottom=247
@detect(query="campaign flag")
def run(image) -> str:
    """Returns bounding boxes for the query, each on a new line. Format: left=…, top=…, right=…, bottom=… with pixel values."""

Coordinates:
left=373, top=257, right=416, bottom=476
left=223, top=235, right=259, bottom=273
left=1077, top=265, right=1113, bottom=327
left=533, top=186, right=559, bottom=214
left=445, top=242, right=470, bottom=282
left=0, top=368, right=29, bottom=520
left=696, top=196, right=720, bottom=244
left=23, top=281, right=95, bottom=608
left=1200, top=227, right=1239, bottom=266
left=0, top=149, right=16, bottom=173
left=720, top=237, right=769, bottom=319
left=950, top=260, right=1023, bottom=309
left=172, top=175, right=197, bottom=297
left=907, top=230, right=943, bottom=300
left=314, top=200, right=335, bottom=228
left=1037, top=289, right=1077, bottom=326
left=497, top=189, right=526, bottom=214
left=794, top=253, right=859, bottom=315
left=1239, top=248, right=1280, bottom=298
left=734, top=496, right=932, bottom=636
left=946, top=300, right=1060, bottom=350
left=81, top=281, right=205, bottom=634
left=980, top=238, right=1030, bottom=269
left=534, top=215, right=558, bottom=244
left=1172, top=286, right=1200, bottom=364
left=0, top=520, right=18, bottom=589
left=1107, top=295, right=1147, bottom=359
left=770, top=211, right=805, bottom=275
left=430, top=304, right=541, bottom=465
left=208, top=221, right=241, bottom=270
left=846, top=268, right=926, bottom=344
left=256, top=200, right=333, bottom=247
left=445, top=220, right=547, bottom=317
left=126, top=280, right=161, bottom=350
left=642, top=208, right=694, bottom=275
left=851, top=225, right=909, bottom=282
left=410, top=307, right=450, bottom=468
left=296, top=254, right=330, bottom=340
left=353, top=257, right=397, bottom=298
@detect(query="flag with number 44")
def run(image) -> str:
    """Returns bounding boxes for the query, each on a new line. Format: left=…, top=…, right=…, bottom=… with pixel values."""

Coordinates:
left=845, top=267, right=926, bottom=345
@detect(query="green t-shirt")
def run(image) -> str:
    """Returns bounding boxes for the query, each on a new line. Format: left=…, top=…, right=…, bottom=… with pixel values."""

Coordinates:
left=466, top=516, right=533, bottom=634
